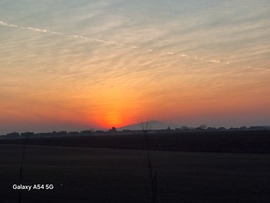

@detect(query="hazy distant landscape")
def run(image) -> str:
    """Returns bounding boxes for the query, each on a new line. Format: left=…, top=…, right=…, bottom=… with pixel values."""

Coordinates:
left=1, top=128, right=270, bottom=153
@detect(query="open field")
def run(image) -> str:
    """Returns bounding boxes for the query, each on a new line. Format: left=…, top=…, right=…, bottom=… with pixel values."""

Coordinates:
left=1, top=144, right=270, bottom=203
left=1, top=130, right=270, bottom=153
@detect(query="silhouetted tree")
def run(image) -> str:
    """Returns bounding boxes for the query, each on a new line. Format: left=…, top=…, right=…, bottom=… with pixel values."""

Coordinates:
left=111, top=127, right=117, bottom=132
left=139, top=120, right=157, bottom=203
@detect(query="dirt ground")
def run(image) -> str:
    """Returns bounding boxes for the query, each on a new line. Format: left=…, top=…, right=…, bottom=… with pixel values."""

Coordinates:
left=1, top=144, right=270, bottom=203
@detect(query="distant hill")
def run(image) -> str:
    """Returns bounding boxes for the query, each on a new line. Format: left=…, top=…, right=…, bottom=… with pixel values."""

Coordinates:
left=118, top=120, right=176, bottom=131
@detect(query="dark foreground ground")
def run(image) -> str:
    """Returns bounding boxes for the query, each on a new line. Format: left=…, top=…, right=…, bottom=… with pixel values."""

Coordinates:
left=1, top=144, right=270, bottom=203
left=1, top=131, right=270, bottom=202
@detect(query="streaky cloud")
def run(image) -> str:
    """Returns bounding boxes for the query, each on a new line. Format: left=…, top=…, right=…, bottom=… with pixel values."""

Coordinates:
left=0, top=19, right=240, bottom=68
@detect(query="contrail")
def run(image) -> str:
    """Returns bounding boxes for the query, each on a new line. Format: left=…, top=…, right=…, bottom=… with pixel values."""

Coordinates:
left=0, top=20, right=121, bottom=45
left=0, top=20, right=256, bottom=68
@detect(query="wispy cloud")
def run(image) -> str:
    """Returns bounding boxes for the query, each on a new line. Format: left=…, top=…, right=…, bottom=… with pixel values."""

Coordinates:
left=0, top=0, right=270, bottom=132
left=0, top=19, right=239, bottom=67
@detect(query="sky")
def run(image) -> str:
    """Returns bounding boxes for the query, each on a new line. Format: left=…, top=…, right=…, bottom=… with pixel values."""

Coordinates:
left=0, top=0, right=270, bottom=134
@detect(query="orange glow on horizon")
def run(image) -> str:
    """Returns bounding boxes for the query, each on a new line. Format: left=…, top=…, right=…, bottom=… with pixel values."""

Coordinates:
left=88, top=88, right=140, bottom=129
left=93, top=109, right=134, bottom=129
left=103, top=112, right=124, bottom=128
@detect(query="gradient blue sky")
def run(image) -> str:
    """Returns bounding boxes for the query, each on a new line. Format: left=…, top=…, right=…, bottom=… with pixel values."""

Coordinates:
left=0, top=0, right=270, bottom=134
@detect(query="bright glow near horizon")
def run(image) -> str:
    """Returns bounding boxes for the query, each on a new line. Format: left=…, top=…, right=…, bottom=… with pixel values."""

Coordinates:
left=0, top=0, right=270, bottom=134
